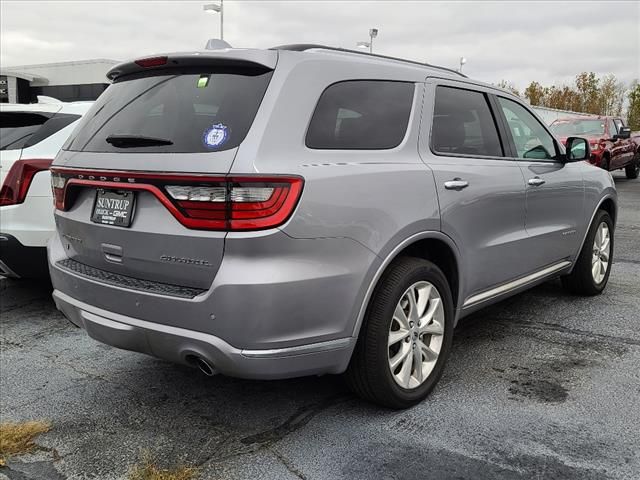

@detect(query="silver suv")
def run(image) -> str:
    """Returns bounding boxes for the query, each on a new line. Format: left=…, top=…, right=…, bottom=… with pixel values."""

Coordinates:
left=48, top=45, right=617, bottom=408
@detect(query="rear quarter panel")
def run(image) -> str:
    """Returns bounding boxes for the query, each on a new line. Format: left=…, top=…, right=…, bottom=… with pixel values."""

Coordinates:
left=229, top=54, right=450, bottom=332
left=232, top=53, right=442, bottom=257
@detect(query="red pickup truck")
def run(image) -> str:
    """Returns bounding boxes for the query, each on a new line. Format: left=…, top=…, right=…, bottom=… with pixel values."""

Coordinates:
left=550, top=116, right=640, bottom=179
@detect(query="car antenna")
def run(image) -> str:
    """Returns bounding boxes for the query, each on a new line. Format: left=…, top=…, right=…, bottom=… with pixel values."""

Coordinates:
left=205, top=39, right=232, bottom=50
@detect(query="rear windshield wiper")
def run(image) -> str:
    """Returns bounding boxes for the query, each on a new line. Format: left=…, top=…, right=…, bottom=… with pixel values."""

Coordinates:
left=105, top=134, right=173, bottom=148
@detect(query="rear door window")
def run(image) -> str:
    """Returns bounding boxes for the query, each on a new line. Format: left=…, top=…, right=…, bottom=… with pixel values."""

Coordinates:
left=65, top=68, right=273, bottom=153
left=431, top=86, right=503, bottom=157
left=306, top=80, right=414, bottom=149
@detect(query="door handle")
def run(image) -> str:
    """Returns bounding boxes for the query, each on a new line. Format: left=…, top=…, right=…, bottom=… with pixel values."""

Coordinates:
left=528, top=177, right=546, bottom=187
left=444, top=179, right=469, bottom=190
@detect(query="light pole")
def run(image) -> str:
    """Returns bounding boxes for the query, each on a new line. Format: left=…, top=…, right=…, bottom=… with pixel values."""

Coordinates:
left=368, top=28, right=378, bottom=54
left=203, top=1, right=224, bottom=40
left=356, top=28, right=378, bottom=54
left=458, top=56, right=467, bottom=73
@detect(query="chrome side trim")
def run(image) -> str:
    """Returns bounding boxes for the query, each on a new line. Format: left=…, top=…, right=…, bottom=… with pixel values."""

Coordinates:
left=463, top=260, right=571, bottom=308
left=241, top=338, right=353, bottom=359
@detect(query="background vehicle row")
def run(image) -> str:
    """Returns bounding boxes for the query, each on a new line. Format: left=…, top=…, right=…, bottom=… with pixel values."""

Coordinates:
left=0, top=100, right=91, bottom=277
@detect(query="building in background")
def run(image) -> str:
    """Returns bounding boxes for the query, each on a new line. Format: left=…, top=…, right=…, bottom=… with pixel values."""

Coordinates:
left=0, top=59, right=118, bottom=104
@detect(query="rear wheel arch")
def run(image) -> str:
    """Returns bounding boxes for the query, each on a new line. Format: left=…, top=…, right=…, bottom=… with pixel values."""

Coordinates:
left=352, top=233, right=462, bottom=339
left=400, top=239, right=460, bottom=310
left=599, top=197, right=616, bottom=225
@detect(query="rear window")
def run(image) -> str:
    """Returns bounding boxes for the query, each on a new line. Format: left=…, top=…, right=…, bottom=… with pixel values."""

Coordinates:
left=0, top=112, right=49, bottom=150
left=306, top=80, right=414, bottom=150
left=65, top=69, right=273, bottom=153
left=0, top=112, right=81, bottom=151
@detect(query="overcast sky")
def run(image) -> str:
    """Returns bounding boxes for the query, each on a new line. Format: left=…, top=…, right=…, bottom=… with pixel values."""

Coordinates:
left=1, top=1, right=638, bottom=91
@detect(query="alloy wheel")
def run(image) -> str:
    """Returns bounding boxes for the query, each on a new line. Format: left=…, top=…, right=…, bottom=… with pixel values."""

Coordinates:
left=592, top=221, right=611, bottom=284
left=388, top=281, right=445, bottom=389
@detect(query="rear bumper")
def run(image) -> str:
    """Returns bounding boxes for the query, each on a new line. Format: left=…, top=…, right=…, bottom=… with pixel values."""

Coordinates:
left=53, top=289, right=355, bottom=379
left=48, top=229, right=378, bottom=378
left=0, top=233, right=49, bottom=278
left=0, top=197, right=55, bottom=247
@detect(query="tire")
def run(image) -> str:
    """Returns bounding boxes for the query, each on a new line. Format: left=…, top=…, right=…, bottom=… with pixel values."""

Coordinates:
left=561, top=210, right=614, bottom=295
left=345, top=256, right=454, bottom=409
left=600, top=156, right=610, bottom=171
left=625, top=154, right=639, bottom=179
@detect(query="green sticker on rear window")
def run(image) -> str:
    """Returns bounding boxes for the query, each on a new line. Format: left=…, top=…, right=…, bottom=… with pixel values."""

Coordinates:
left=197, top=75, right=210, bottom=88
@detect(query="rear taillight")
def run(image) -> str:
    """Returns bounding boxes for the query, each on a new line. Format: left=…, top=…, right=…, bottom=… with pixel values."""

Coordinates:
left=165, top=178, right=302, bottom=230
left=50, top=168, right=304, bottom=231
left=0, top=159, right=52, bottom=206
left=51, top=171, right=68, bottom=210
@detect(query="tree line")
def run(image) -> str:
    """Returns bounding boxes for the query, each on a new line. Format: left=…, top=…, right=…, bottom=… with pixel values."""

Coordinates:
left=495, top=73, right=640, bottom=130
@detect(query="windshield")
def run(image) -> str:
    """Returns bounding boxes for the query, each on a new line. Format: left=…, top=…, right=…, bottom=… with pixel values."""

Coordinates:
left=550, top=119, right=606, bottom=136
left=64, top=68, right=273, bottom=153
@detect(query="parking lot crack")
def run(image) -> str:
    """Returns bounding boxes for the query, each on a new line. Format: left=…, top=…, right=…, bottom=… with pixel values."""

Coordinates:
left=499, top=319, right=640, bottom=347
left=0, top=337, right=24, bottom=349
left=1, top=460, right=67, bottom=480
left=269, top=446, right=308, bottom=480
left=239, top=394, right=350, bottom=446
left=39, top=354, right=149, bottom=407
left=614, top=258, right=640, bottom=265
left=196, top=395, right=352, bottom=469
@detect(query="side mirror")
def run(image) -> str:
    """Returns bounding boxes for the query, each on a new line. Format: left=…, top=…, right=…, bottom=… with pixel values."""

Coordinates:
left=565, top=137, right=591, bottom=162
left=614, top=126, right=631, bottom=140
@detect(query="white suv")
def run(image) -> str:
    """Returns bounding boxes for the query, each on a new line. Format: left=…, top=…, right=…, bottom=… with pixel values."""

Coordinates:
left=0, top=100, right=92, bottom=278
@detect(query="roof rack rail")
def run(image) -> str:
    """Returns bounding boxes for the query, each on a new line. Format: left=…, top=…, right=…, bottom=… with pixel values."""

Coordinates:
left=270, top=44, right=466, bottom=78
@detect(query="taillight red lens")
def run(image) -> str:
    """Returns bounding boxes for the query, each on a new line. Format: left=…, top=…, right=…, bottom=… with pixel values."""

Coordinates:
left=165, top=177, right=304, bottom=231
left=0, top=159, right=52, bottom=206
left=49, top=168, right=304, bottom=231
left=228, top=178, right=303, bottom=230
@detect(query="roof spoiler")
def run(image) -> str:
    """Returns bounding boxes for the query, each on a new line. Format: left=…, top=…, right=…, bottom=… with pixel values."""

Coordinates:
left=106, top=49, right=277, bottom=81
left=37, top=95, right=63, bottom=104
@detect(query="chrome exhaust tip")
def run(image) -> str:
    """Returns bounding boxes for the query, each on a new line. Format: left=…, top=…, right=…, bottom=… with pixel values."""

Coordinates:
left=188, top=355, right=217, bottom=376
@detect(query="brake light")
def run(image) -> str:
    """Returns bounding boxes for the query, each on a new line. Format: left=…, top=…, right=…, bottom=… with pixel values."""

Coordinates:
left=134, top=56, right=168, bottom=68
left=50, top=168, right=304, bottom=231
left=0, top=159, right=52, bottom=206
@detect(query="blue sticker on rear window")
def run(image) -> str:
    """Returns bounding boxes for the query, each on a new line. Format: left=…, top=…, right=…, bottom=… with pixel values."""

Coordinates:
left=203, top=123, right=229, bottom=149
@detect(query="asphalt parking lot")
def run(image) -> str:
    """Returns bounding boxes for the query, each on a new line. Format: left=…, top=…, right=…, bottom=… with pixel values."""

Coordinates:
left=1, top=172, right=638, bottom=480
